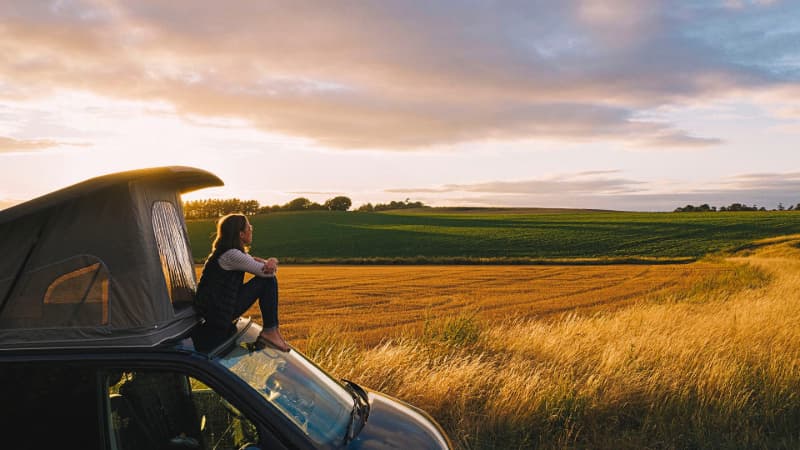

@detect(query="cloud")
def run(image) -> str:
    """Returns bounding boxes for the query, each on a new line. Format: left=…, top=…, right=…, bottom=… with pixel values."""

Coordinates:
left=287, top=191, right=348, bottom=197
left=721, top=172, right=800, bottom=191
left=724, top=0, right=779, bottom=10
left=0, top=136, right=64, bottom=152
left=575, top=169, right=622, bottom=176
left=636, top=131, right=724, bottom=148
left=388, top=172, right=646, bottom=195
left=0, top=1, right=796, bottom=149
left=388, top=171, right=800, bottom=211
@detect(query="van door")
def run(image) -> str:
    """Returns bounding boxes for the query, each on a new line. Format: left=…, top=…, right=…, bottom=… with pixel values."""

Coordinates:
left=0, top=362, right=104, bottom=450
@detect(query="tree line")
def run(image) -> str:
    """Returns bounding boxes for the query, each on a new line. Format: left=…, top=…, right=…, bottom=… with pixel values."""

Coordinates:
left=184, top=196, right=427, bottom=219
left=183, top=198, right=262, bottom=219
left=674, top=202, right=800, bottom=212
left=355, top=199, right=428, bottom=212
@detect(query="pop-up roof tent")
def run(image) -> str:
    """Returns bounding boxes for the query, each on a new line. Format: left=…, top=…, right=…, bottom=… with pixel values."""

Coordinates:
left=0, top=167, right=223, bottom=350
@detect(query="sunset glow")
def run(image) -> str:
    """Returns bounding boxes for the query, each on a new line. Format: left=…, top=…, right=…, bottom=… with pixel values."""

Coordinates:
left=2, top=1, right=800, bottom=211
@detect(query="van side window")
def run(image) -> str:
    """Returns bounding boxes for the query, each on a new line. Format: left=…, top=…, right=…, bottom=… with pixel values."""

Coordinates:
left=0, top=364, right=101, bottom=449
left=152, top=201, right=197, bottom=307
left=107, top=370, right=259, bottom=450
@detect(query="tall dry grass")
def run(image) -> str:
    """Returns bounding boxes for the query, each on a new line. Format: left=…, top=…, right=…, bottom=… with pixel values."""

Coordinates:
left=299, top=238, right=800, bottom=449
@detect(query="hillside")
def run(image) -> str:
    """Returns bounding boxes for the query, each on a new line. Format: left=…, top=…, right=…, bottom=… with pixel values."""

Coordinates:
left=186, top=209, right=800, bottom=263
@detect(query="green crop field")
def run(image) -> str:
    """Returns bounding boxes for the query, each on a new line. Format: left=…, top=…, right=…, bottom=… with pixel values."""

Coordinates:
left=185, top=209, right=800, bottom=263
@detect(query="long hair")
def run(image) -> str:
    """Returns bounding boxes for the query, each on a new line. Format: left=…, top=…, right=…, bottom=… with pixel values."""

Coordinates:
left=210, top=213, right=249, bottom=258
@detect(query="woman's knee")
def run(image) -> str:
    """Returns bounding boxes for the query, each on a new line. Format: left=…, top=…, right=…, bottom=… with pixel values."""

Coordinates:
left=254, top=275, right=277, bottom=293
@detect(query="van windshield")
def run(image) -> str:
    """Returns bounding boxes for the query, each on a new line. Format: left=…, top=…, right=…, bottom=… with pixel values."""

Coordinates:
left=214, top=321, right=353, bottom=445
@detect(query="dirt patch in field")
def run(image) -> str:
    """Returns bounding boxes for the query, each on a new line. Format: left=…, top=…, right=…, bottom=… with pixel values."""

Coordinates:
left=210, top=263, right=729, bottom=348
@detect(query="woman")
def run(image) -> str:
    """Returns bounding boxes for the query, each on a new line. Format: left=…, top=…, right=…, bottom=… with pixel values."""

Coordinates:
left=195, top=213, right=289, bottom=352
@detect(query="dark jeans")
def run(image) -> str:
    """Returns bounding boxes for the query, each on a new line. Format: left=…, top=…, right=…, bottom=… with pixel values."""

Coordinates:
left=233, top=275, right=279, bottom=329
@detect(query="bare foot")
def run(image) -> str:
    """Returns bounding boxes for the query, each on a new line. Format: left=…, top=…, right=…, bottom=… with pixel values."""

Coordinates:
left=258, top=328, right=290, bottom=352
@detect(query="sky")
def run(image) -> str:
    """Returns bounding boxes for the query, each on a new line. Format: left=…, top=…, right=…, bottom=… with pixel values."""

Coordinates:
left=1, top=0, right=800, bottom=212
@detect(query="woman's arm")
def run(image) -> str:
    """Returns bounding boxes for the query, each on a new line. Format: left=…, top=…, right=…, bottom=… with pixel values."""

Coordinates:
left=218, top=249, right=275, bottom=277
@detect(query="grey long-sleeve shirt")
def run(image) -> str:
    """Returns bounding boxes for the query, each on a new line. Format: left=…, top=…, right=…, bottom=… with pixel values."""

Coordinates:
left=218, top=249, right=273, bottom=277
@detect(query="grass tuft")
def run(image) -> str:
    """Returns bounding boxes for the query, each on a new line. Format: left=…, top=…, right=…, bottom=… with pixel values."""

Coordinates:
left=422, top=309, right=482, bottom=348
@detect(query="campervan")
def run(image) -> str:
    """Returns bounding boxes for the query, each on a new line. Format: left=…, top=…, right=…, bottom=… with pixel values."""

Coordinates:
left=0, top=167, right=452, bottom=450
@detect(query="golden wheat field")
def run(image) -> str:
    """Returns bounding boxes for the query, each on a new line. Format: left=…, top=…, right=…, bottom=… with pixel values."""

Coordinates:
left=239, top=262, right=729, bottom=348
left=196, top=237, right=800, bottom=448
left=298, top=237, right=798, bottom=449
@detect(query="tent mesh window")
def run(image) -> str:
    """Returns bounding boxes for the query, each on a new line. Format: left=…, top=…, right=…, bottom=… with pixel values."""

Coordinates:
left=0, top=256, right=110, bottom=328
left=152, top=201, right=196, bottom=307
left=43, top=261, right=109, bottom=325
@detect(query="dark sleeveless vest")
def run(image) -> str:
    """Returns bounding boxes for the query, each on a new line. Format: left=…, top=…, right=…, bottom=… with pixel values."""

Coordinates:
left=195, top=251, right=245, bottom=341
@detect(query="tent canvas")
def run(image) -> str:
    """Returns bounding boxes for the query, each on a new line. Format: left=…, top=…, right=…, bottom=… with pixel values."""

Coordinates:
left=0, top=167, right=223, bottom=350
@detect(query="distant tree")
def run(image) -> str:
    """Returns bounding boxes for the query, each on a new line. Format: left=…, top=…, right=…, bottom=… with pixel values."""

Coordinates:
left=778, top=202, right=785, bottom=211
left=241, top=199, right=260, bottom=215
left=284, top=197, right=313, bottom=211
left=723, top=203, right=760, bottom=212
left=373, top=199, right=428, bottom=211
left=357, top=203, right=374, bottom=212
left=674, top=204, right=713, bottom=213
left=324, top=196, right=352, bottom=211
left=183, top=198, right=262, bottom=219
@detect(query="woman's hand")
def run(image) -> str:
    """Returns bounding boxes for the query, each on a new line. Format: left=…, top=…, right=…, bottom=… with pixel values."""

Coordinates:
left=262, top=257, right=279, bottom=275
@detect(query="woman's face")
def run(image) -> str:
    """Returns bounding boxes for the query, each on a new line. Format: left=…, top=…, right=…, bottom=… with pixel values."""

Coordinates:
left=239, top=220, right=254, bottom=246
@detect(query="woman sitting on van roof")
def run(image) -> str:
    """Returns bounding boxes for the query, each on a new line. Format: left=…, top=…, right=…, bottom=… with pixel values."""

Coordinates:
left=194, top=213, right=290, bottom=352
